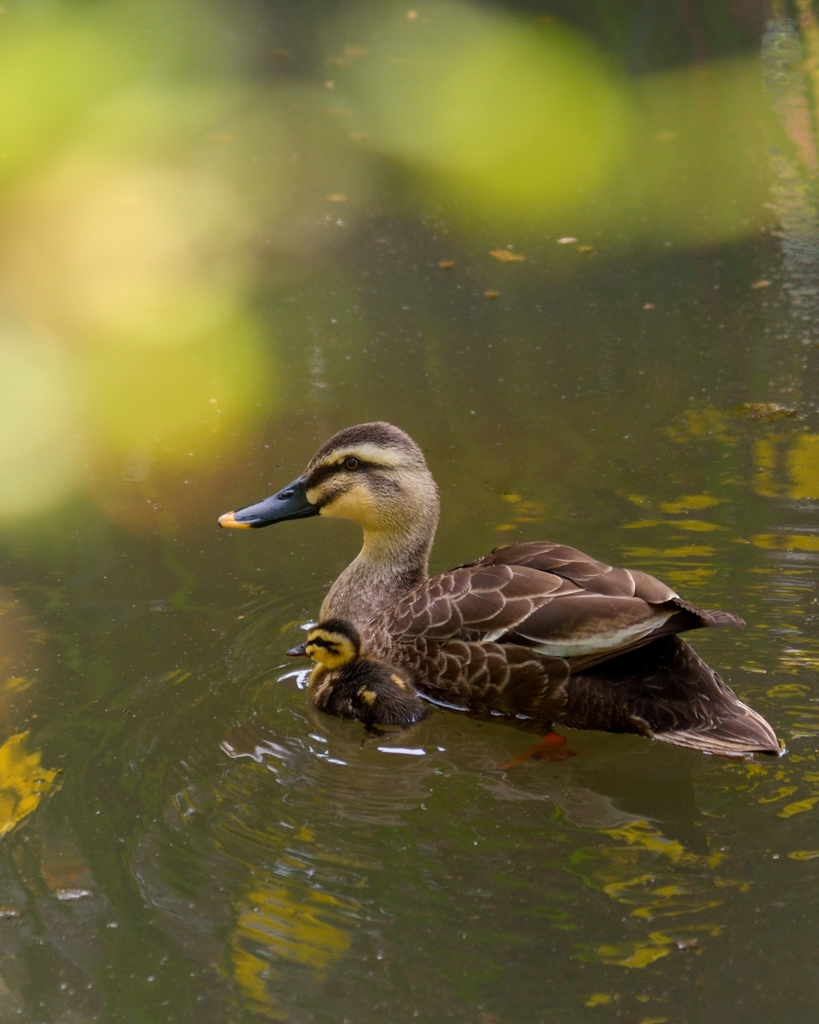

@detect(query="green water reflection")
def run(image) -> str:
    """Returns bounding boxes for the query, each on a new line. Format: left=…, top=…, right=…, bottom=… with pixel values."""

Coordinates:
left=3, top=0, right=819, bottom=1021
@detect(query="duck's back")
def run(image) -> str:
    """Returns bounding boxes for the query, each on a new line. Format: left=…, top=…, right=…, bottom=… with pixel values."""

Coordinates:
left=373, top=541, right=742, bottom=667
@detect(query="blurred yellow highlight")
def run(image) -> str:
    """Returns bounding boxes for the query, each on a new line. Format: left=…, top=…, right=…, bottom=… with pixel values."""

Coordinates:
left=0, top=329, right=83, bottom=520
left=349, top=1, right=776, bottom=244
left=1, top=157, right=251, bottom=347
left=355, top=2, right=631, bottom=223
left=0, top=3, right=324, bottom=522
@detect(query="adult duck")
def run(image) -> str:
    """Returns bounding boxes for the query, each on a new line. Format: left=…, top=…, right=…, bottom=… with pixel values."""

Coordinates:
left=219, top=422, right=780, bottom=756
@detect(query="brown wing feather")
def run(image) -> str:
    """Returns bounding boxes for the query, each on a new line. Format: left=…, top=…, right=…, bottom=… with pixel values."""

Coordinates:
left=395, top=636, right=571, bottom=720
left=374, top=542, right=742, bottom=665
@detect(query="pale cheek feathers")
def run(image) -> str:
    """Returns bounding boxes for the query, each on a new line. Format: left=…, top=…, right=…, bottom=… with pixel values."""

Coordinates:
left=314, top=484, right=380, bottom=527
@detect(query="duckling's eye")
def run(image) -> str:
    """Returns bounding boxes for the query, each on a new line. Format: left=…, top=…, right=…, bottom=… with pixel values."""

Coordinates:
left=343, top=457, right=360, bottom=471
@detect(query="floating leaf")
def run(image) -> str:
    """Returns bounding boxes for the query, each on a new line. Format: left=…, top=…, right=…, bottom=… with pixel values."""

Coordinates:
left=488, top=249, right=524, bottom=262
left=732, top=402, right=795, bottom=421
left=789, top=850, right=819, bottom=860
left=0, top=732, right=57, bottom=838
left=585, top=993, right=612, bottom=1007
left=438, top=260, right=455, bottom=269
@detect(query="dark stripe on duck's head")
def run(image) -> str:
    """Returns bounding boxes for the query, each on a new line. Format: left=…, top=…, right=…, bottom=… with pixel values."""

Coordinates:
left=307, top=423, right=428, bottom=471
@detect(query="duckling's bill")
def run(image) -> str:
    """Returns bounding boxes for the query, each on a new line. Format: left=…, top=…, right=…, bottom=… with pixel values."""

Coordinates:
left=218, top=476, right=319, bottom=529
left=286, top=642, right=308, bottom=657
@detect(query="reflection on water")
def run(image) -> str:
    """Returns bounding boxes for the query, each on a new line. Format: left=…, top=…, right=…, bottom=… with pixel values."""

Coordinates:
left=3, top=0, right=819, bottom=1021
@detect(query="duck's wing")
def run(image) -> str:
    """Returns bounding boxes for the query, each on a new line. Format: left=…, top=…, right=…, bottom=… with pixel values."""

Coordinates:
left=398, top=636, right=572, bottom=720
left=383, top=543, right=742, bottom=665
left=559, top=636, right=781, bottom=756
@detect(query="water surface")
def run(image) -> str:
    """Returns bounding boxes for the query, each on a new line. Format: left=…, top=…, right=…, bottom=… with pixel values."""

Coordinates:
left=1, top=2, right=819, bottom=1021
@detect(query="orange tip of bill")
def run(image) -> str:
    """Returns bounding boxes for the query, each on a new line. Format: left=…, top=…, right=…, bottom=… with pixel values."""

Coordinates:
left=218, top=511, right=251, bottom=529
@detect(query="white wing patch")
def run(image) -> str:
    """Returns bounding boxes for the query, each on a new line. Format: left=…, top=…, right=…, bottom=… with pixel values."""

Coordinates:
left=528, top=612, right=673, bottom=658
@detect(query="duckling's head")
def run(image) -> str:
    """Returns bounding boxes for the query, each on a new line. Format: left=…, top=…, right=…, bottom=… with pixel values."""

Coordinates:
left=219, top=422, right=439, bottom=542
left=290, top=618, right=362, bottom=670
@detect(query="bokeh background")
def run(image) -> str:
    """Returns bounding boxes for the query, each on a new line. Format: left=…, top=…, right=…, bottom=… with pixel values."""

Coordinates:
left=3, top=0, right=819, bottom=1021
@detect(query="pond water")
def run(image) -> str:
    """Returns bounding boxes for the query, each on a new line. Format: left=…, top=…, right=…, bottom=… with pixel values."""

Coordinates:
left=2, top=1, right=819, bottom=1021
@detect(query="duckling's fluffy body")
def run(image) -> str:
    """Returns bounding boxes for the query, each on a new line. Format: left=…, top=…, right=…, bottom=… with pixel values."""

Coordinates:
left=222, top=422, right=781, bottom=757
left=296, top=619, right=429, bottom=731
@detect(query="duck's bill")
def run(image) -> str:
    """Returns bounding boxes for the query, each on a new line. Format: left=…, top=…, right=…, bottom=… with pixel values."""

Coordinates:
left=218, top=477, right=319, bottom=529
left=286, top=642, right=308, bottom=657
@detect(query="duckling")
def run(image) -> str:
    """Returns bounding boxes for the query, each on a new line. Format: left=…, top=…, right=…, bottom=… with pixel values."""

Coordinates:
left=288, top=618, right=430, bottom=736
left=221, top=422, right=781, bottom=757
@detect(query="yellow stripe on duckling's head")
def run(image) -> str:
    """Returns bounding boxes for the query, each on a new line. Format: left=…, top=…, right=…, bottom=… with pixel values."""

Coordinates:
left=303, top=618, right=362, bottom=669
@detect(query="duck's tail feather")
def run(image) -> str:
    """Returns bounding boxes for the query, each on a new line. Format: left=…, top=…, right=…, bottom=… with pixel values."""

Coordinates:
left=649, top=698, right=782, bottom=757
left=670, top=598, right=745, bottom=629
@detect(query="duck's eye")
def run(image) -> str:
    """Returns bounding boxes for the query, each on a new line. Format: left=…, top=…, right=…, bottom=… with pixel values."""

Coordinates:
left=343, top=457, right=360, bottom=471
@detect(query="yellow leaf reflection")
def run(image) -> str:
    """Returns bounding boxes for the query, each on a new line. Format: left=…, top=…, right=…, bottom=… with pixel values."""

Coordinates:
left=660, top=495, right=723, bottom=512
left=622, top=546, right=715, bottom=559
left=584, top=992, right=612, bottom=1006
left=758, top=787, right=797, bottom=804
left=601, top=820, right=692, bottom=863
left=788, top=435, right=819, bottom=499
left=630, top=899, right=723, bottom=922
left=231, top=947, right=286, bottom=1021
left=589, top=924, right=719, bottom=968
left=595, top=940, right=670, bottom=969
left=752, top=534, right=819, bottom=552
left=229, top=873, right=355, bottom=1016
left=666, top=406, right=733, bottom=444
left=788, top=850, right=819, bottom=860
left=572, top=821, right=732, bottom=965
left=621, top=520, right=723, bottom=532
left=778, top=796, right=819, bottom=818
left=666, top=521, right=724, bottom=533
left=0, top=732, right=57, bottom=838
left=237, top=884, right=351, bottom=970
left=767, top=684, right=810, bottom=698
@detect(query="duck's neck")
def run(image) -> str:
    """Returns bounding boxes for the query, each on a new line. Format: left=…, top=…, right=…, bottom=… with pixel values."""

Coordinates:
left=319, top=518, right=436, bottom=628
